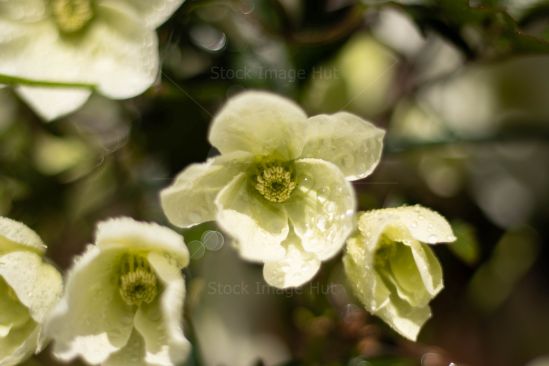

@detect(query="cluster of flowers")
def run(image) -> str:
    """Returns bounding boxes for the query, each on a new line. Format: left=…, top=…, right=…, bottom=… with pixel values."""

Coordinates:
left=0, top=1, right=456, bottom=365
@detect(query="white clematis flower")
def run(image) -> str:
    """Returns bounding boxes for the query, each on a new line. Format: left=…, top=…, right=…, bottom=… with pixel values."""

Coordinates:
left=47, top=217, right=190, bottom=366
left=161, top=91, right=385, bottom=289
left=0, top=0, right=185, bottom=121
left=343, top=206, right=456, bottom=341
left=0, top=216, right=63, bottom=366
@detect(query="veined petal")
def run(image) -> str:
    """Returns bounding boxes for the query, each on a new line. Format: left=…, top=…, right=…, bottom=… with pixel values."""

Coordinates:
left=133, top=252, right=189, bottom=365
left=16, top=87, right=92, bottom=121
left=263, top=231, right=321, bottom=289
left=0, top=216, right=46, bottom=254
left=107, top=0, right=184, bottom=28
left=215, top=173, right=288, bottom=262
left=302, top=112, right=385, bottom=180
left=95, top=217, right=189, bottom=268
left=209, top=91, right=307, bottom=160
left=47, top=246, right=134, bottom=364
left=357, top=205, right=456, bottom=251
left=161, top=153, right=250, bottom=228
left=103, top=331, right=147, bottom=366
left=0, top=251, right=62, bottom=323
left=285, top=158, right=355, bottom=260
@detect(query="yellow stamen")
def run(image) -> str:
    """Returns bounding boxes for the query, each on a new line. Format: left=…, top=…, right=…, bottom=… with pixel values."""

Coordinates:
left=118, top=254, right=158, bottom=307
left=51, top=0, right=94, bottom=33
left=254, top=162, right=297, bottom=203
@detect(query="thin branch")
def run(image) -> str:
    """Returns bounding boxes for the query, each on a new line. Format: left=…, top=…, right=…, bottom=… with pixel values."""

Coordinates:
left=0, top=73, right=95, bottom=90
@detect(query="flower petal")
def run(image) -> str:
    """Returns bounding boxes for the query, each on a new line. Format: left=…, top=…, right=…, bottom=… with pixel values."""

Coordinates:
left=357, top=205, right=456, bottom=249
left=0, top=321, right=40, bottom=366
left=133, top=252, right=190, bottom=365
left=302, top=112, right=385, bottom=180
left=374, top=297, right=432, bottom=341
left=0, top=0, right=47, bottom=22
left=0, top=2, right=159, bottom=118
left=102, top=331, right=148, bottom=366
left=16, top=86, right=91, bottom=121
left=47, top=246, right=134, bottom=364
left=95, top=217, right=189, bottom=268
left=215, top=173, right=288, bottom=262
left=208, top=91, right=307, bottom=159
left=111, top=0, right=184, bottom=28
left=0, top=277, right=30, bottom=333
left=0, top=217, right=46, bottom=254
left=343, top=236, right=391, bottom=312
left=161, top=153, right=250, bottom=228
left=263, top=232, right=321, bottom=289
left=408, top=240, right=443, bottom=297
left=285, top=158, right=355, bottom=260
left=343, top=241, right=432, bottom=341
left=0, top=251, right=62, bottom=323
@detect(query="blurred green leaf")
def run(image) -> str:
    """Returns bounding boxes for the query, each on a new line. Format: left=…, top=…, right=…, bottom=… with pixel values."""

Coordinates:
left=449, top=220, right=480, bottom=265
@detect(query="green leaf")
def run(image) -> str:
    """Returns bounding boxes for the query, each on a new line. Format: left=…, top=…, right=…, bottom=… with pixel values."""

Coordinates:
left=448, top=220, right=480, bottom=265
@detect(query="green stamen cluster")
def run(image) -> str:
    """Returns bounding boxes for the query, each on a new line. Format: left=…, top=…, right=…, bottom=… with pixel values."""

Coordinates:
left=118, top=254, right=158, bottom=307
left=254, top=162, right=297, bottom=203
left=51, top=0, right=94, bottom=33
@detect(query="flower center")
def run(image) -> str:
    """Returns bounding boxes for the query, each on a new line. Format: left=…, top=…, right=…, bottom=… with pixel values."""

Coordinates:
left=118, top=254, right=158, bottom=307
left=254, top=162, right=297, bottom=203
left=51, top=0, right=94, bottom=33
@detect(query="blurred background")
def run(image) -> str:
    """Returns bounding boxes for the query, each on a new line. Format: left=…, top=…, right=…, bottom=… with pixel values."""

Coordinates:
left=2, top=0, right=549, bottom=365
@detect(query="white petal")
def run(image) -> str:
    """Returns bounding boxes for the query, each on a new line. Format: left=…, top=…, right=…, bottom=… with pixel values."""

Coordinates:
left=0, top=251, right=62, bottom=323
left=263, top=233, right=321, bottom=289
left=302, top=112, right=385, bottom=180
left=408, top=240, right=443, bottom=297
left=215, top=174, right=288, bottom=262
left=95, top=217, right=189, bottom=268
left=343, top=236, right=391, bottom=312
left=47, top=246, right=134, bottom=364
left=357, top=205, right=456, bottom=250
left=109, top=0, right=184, bottom=28
left=0, top=217, right=46, bottom=254
left=0, top=321, right=40, bottom=366
left=0, top=277, right=30, bottom=333
left=209, top=91, right=307, bottom=159
left=161, top=153, right=250, bottom=228
left=103, top=331, right=148, bottom=366
left=16, top=86, right=91, bottom=121
left=375, top=299, right=432, bottom=341
left=87, top=2, right=159, bottom=99
left=0, top=0, right=47, bottom=22
left=343, top=240, right=432, bottom=341
left=133, top=252, right=190, bottom=365
left=285, top=158, right=356, bottom=260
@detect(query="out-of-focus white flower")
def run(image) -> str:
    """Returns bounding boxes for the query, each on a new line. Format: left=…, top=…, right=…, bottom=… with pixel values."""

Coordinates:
left=161, top=91, right=385, bottom=289
left=0, top=0, right=184, bottom=121
left=47, top=217, right=190, bottom=366
left=0, top=216, right=63, bottom=366
left=343, top=206, right=455, bottom=341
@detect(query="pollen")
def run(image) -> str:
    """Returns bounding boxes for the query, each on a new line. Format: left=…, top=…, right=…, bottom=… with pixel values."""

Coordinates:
left=51, top=0, right=94, bottom=34
left=254, top=162, right=297, bottom=203
left=118, top=254, right=158, bottom=307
